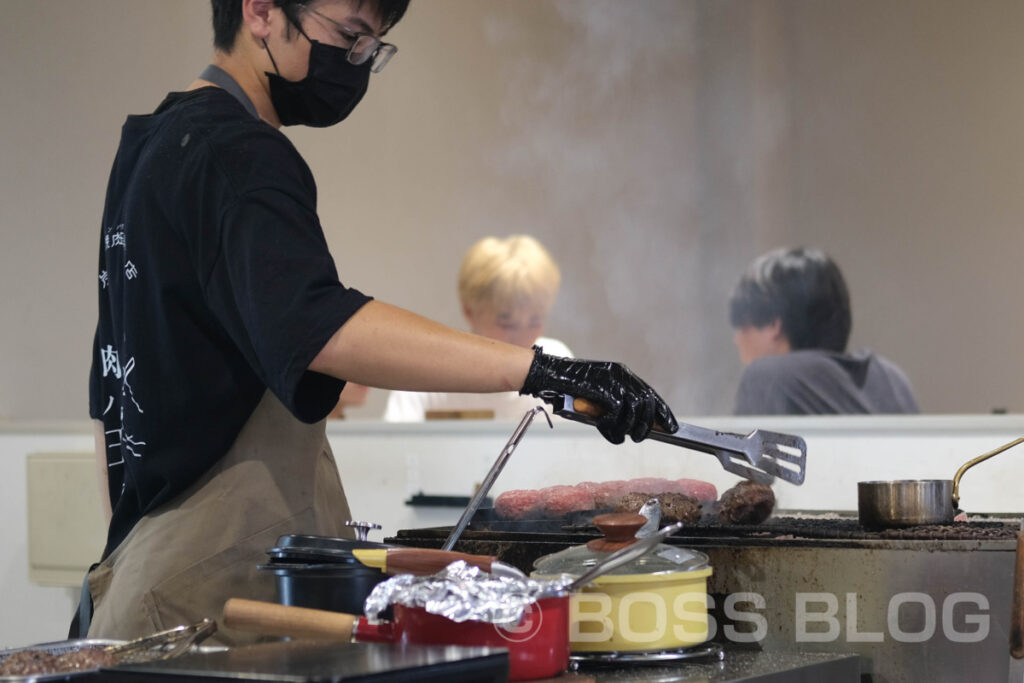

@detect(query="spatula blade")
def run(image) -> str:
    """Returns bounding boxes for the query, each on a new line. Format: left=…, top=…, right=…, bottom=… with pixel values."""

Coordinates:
left=750, top=430, right=807, bottom=485
left=715, top=452, right=776, bottom=486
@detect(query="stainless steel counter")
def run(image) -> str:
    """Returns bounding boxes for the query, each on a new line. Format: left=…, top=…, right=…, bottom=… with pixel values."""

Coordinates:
left=96, top=641, right=858, bottom=682
left=564, top=647, right=860, bottom=682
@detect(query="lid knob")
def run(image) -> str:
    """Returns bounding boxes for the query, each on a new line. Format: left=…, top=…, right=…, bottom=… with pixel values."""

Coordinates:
left=345, top=521, right=382, bottom=542
left=587, top=512, right=645, bottom=551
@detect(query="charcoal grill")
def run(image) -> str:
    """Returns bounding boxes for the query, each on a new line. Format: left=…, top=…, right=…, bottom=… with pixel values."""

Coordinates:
left=393, top=511, right=1024, bottom=682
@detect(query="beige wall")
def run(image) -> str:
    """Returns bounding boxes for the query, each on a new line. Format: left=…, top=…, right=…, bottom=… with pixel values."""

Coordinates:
left=2, top=0, right=1023, bottom=420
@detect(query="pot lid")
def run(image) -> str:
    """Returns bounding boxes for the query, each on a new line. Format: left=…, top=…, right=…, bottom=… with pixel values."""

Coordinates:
left=531, top=513, right=709, bottom=577
left=266, top=546, right=363, bottom=565
left=257, top=562, right=383, bottom=576
left=274, top=534, right=395, bottom=552
left=267, top=534, right=398, bottom=565
left=256, top=561, right=385, bottom=577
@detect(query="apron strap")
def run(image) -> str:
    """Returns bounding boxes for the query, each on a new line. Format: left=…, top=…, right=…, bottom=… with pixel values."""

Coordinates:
left=198, top=64, right=260, bottom=121
left=68, top=562, right=99, bottom=638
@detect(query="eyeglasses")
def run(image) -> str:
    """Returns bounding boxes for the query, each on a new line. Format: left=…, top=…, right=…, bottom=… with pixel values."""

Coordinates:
left=297, top=4, right=398, bottom=73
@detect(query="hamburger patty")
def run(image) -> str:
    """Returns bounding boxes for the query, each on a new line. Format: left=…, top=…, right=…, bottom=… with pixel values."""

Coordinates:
left=718, top=480, right=775, bottom=524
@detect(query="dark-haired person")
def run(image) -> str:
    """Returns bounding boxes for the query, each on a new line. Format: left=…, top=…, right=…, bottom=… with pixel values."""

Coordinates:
left=85, top=0, right=676, bottom=643
left=728, top=247, right=919, bottom=415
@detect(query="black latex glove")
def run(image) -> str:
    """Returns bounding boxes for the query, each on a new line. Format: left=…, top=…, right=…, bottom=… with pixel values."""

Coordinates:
left=519, top=346, right=678, bottom=444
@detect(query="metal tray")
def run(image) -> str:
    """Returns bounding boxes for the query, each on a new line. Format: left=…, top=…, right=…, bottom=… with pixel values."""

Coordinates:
left=0, top=638, right=226, bottom=682
left=0, top=639, right=123, bottom=682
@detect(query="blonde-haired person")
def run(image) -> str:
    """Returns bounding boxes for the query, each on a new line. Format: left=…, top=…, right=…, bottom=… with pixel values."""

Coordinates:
left=384, top=236, right=573, bottom=421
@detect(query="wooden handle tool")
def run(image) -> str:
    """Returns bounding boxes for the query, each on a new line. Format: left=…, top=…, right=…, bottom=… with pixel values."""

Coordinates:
left=223, top=598, right=357, bottom=641
left=351, top=548, right=496, bottom=575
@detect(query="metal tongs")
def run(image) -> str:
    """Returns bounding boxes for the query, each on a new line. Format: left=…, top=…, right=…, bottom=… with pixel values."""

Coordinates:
left=554, top=395, right=807, bottom=486
left=441, top=406, right=553, bottom=552
left=105, top=619, right=218, bottom=664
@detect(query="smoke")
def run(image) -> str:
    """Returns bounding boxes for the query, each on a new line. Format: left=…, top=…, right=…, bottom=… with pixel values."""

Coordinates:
left=479, top=0, right=765, bottom=414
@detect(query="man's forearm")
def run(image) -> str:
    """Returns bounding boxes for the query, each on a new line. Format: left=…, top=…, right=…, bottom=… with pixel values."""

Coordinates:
left=309, top=301, right=534, bottom=392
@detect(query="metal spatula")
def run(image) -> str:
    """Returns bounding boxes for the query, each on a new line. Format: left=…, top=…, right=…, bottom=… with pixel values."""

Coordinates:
left=441, top=406, right=553, bottom=551
left=554, top=395, right=807, bottom=486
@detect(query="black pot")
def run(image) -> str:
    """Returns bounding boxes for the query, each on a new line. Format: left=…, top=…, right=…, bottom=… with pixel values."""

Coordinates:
left=261, top=534, right=395, bottom=617
left=259, top=562, right=388, bottom=616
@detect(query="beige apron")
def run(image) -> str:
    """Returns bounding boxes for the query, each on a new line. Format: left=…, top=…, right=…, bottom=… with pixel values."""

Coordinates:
left=87, top=391, right=353, bottom=645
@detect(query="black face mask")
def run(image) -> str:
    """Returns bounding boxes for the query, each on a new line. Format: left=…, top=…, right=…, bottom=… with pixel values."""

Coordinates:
left=266, top=39, right=371, bottom=128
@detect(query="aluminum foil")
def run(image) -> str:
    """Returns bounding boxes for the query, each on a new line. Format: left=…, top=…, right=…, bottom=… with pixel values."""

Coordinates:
left=364, top=560, right=575, bottom=625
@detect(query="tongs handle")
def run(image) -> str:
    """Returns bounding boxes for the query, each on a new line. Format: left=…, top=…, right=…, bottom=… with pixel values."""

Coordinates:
left=565, top=397, right=737, bottom=457
left=569, top=397, right=672, bottom=434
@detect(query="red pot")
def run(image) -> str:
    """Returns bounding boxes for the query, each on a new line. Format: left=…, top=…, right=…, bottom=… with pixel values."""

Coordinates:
left=223, top=597, right=570, bottom=681
left=357, top=597, right=569, bottom=680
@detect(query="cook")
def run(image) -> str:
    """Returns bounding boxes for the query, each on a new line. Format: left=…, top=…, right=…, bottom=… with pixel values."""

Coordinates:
left=83, top=0, right=677, bottom=645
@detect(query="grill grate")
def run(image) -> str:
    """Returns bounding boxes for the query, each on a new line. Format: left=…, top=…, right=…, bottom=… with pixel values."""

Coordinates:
left=454, top=509, right=1022, bottom=542
left=691, top=516, right=1020, bottom=541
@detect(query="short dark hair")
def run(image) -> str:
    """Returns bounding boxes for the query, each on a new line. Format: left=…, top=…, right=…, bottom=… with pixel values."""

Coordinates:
left=728, top=247, right=852, bottom=352
left=211, top=0, right=409, bottom=52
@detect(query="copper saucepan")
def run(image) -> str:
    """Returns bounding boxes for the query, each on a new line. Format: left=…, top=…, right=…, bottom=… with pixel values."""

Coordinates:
left=858, top=436, right=1024, bottom=529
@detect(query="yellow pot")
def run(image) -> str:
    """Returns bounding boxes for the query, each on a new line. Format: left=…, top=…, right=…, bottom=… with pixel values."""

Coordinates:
left=557, top=568, right=713, bottom=652
left=532, top=512, right=713, bottom=653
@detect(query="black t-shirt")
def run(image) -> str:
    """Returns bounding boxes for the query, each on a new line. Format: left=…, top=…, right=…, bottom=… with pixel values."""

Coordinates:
left=89, top=87, right=371, bottom=557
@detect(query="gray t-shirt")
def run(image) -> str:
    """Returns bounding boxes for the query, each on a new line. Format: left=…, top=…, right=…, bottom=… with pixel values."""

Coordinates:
left=734, top=349, right=920, bottom=415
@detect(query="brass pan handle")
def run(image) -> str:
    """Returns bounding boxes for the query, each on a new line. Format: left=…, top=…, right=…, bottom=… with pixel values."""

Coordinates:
left=951, top=436, right=1024, bottom=506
